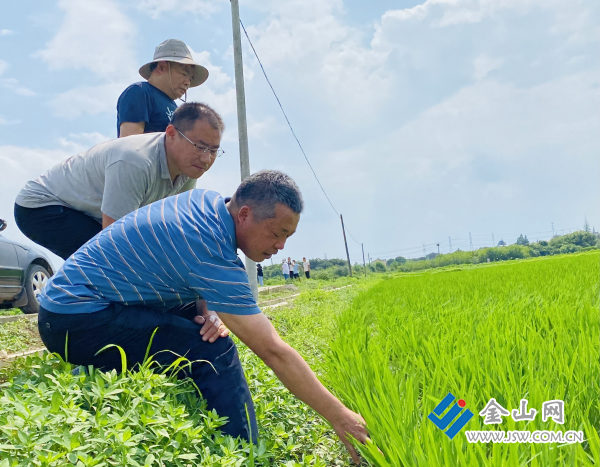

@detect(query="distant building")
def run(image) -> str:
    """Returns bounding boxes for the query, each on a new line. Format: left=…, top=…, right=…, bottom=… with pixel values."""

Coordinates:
left=497, top=240, right=506, bottom=246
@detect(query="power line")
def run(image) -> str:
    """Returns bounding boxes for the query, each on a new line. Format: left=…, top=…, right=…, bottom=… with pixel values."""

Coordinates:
left=238, top=18, right=362, bottom=246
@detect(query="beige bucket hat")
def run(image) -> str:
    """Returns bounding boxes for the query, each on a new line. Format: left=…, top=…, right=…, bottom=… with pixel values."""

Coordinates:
left=139, top=39, right=209, bottom=87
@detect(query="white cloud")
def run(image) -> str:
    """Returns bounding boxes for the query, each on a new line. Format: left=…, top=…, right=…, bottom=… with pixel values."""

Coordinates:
left=473, top=54, right=504, bottom=80
left=34, top=0, right=136, bottom=79
left=0, top=115, right=21, bottom=125
left=135, top=0, right=226, bottom=19
left=0, top=77, right=36, bottom=96
left=48, top=83, right=125, bottom=118
left=319, top=70, right=599, bottom=213
left=186, top=49, right=237, bottom=118
left=0, top=29, right=13, bottom=36
left=383, top=0, right=543, bottom=28
left=242, top=0, right=391, bottom=122
left=0, top=59, right=35, bottom=96
left=57, top=132, right=112, bottom=153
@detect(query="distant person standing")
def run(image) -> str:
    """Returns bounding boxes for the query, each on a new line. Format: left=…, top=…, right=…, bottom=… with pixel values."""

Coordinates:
left=282, top=260, right=290, bottom=280
left=256, top=263, right=264, bottom=287
left=292, top=260, right=299, bottom=280
left=303, top=257, right=310, bottom=279
left=117, top=39, right=209, bottom=138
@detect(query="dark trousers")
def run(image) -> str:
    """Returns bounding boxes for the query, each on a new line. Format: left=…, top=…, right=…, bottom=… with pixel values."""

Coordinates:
left=38, top=303, right=258, bottom=443
left=14, top=203, right=102, bottom=260
left=305, top=271, right=310, bottom=279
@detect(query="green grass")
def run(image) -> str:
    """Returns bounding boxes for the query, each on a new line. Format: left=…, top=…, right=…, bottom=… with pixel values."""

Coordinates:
left=0, top=284, right=373, bottom=466
left=0, top=348, right=349, bottom=466
left=323, top=252, right=600, bottom=466
left=0, top=308, right=23, bottom=317
left=2, top=253, right=595, bottom=466
left=0, top=318, right=43, bottom=354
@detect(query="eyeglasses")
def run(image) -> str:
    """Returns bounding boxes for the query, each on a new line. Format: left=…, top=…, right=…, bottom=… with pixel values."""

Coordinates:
left=176, top=129, right=224, bottom=159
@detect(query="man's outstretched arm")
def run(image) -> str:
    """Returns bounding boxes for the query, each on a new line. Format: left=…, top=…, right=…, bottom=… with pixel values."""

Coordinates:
left=217, top=311, right=368, bottom=463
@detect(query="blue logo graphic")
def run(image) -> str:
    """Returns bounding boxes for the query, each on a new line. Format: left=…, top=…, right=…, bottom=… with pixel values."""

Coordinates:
left=428, top=392, right=474, bottom=439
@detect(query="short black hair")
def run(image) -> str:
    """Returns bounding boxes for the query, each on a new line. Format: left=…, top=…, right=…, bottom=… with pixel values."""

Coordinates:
left=171, top=102, right=225, bottom=134
left=232, top=170, right=304, bottom=222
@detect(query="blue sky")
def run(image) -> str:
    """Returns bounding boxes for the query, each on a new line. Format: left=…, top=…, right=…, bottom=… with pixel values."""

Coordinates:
left=1, top=0, right=598, bottom=269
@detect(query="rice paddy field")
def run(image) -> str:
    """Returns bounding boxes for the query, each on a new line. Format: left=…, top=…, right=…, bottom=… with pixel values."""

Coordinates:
left=323, top=251, right=599, bottom=466
left=0, top=252, right=597, bottom=466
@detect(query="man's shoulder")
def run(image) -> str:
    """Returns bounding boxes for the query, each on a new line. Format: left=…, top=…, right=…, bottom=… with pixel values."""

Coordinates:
left=104, top=133, right=165, bottom=166
left=186, top=189, right=233, bottom=231
left=118, top=82, right=148, bottom=98
left=187, top=189, right=225, bottom=210
left=118, top=82, right=173, bottom=102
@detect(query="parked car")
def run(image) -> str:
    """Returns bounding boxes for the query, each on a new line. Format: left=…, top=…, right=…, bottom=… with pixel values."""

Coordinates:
left=0, top=219, right=54, bottom=314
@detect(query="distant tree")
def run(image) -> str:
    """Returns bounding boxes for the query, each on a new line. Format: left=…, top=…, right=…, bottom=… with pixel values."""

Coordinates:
left=584, top=216, right=590, bottom=232
left=374, top=262, right=386, bottom=272
left=516, top=234, right=529, bottom=246
left=497, top=240, right=506, bottom=246
left=550, top=230, right=598, bottom=249
left=309, top=258, right=346, bottom=270
left=395, top=256, right=407, bottom=264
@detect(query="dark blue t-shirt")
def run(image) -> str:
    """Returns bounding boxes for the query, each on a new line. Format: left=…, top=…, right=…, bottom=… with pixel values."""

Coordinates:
left=116, top=82, right=176, bottom=137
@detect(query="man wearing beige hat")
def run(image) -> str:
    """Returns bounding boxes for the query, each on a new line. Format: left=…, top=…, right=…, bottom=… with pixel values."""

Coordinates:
left=117, top=39, right=209, bottom=138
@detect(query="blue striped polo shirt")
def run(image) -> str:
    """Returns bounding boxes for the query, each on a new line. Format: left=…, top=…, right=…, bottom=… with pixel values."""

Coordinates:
left=39, top=190, right=260, bottom=316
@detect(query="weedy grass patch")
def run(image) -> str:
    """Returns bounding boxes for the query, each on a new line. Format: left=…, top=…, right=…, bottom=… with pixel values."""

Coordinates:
left=0, top=282, right=374, bottom=467
left=324, top=251, right=600, bottom=466
left=0, top=318, right=43, bottom=354
left=0, top=348, right=352, bottom=466
left=0, top=309, right=22, bottom=317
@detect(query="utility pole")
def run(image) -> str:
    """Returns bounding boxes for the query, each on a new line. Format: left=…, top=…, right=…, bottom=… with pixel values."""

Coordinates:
left=362, top=243, right=367, bottom=278
left=231, top=0, right=257, bottom=299
left=324, top=253, right=327, bottom=260
left=340, top=215, right=352, bottom=276
left=492, top=233, right=495, bottom=247
left=448, top=236, right=452, bottom=252
left=423, top=244, right=426, bottom=259
left=551, top=222, right=554, bottom=237
left=469, top=232, right=473, bottom=251
left=368, top=253, right=371, bottom=264
left=437, top=243, right=440, bottom=254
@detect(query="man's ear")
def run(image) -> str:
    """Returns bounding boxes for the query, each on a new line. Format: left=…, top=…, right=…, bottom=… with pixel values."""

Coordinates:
left=237, top=205, right=252, bottom=225
left=165, top=124, right=177, bottom=139
left=156, top=61, right=169, bottom=74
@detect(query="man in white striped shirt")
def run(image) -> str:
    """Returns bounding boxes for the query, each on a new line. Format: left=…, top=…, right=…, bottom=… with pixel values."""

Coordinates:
left=38, top=170, right=368, bottom=463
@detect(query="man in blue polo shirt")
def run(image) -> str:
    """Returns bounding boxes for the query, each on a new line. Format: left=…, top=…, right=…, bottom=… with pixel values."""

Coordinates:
left=117, top=39, right=209, bottom=138
left=37, top=170, right=368, bottom=463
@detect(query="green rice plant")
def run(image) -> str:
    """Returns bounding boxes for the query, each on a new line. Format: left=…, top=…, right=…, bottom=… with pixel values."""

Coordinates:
left=324, top=252, right=600, bottom=466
